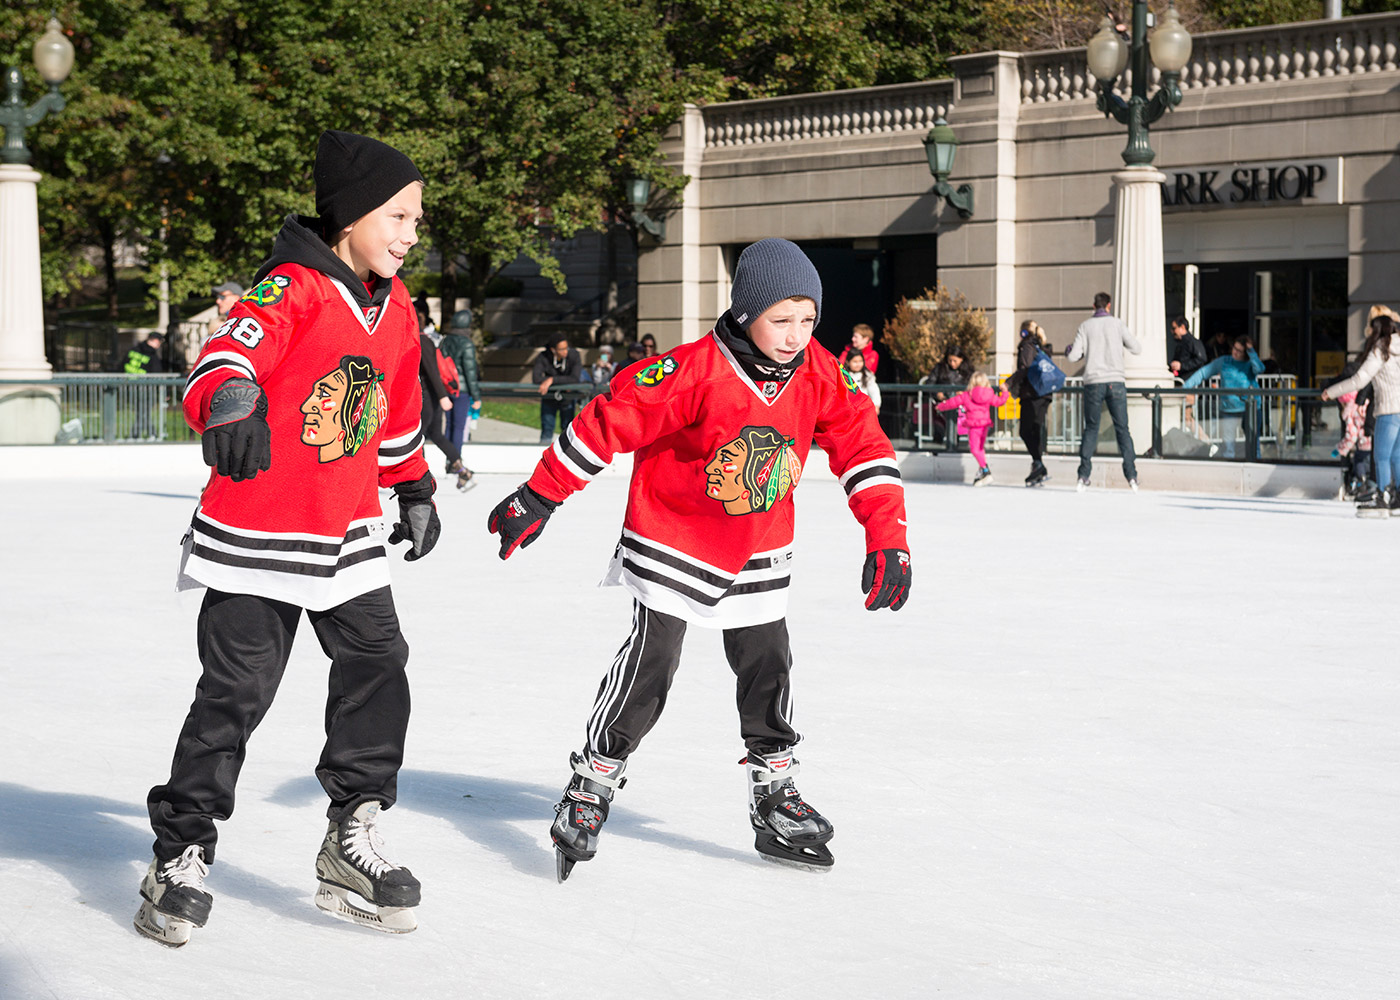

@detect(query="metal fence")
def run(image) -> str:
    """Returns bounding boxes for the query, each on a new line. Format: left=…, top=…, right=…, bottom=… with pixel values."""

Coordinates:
left=880, top=381, right=1338, bottom=464
left=2, top=375, right=1343, bottom=464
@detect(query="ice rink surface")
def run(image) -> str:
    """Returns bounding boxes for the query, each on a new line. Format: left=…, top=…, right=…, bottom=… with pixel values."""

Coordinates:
left=1, top=462, right=1396, bottom=999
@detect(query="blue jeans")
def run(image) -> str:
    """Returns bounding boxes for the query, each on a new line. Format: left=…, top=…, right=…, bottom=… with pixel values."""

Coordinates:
left=540, top=394, right=576, bottom=443
left=1077, top=381, right=1137, bottom=481
left=1373, top=413, right=1400, bottom=489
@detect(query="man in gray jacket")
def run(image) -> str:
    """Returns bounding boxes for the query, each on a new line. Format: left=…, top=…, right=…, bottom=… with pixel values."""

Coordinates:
left=1067, top=292, right=1141, bottom=490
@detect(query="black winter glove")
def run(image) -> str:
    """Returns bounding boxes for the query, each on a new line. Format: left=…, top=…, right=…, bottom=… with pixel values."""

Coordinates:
left=862, top=549, right=911, bottom=611
left=202, top=378, right=271, bottom=482
left=387, top=472, right=441, bottom=561
left=486, top=484, right=557, bottom=560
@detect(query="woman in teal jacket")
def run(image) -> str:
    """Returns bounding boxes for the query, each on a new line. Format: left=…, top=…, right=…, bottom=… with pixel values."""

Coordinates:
left=1183, top=334, right=1265, bottom=458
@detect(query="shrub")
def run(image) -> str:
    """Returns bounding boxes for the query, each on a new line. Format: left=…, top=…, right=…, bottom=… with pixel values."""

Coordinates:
left=882, top=283, right=992, bottom=380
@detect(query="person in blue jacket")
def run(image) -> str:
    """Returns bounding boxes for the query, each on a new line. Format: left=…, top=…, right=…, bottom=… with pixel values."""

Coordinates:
left=1183, top=333, right=1265, bottom=459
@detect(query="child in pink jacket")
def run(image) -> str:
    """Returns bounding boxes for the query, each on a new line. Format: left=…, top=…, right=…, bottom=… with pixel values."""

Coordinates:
left=936, top=371, right=1009, bottom=486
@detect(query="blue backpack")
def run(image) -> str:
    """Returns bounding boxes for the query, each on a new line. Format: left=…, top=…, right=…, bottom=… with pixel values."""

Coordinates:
left=1026, top=347, right=1066, bottom=396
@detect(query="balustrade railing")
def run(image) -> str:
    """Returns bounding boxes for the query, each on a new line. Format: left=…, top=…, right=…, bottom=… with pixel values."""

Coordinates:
left=701, top=80, right=953, bottom=149
left=1020, top=11, right=1400, bottom=105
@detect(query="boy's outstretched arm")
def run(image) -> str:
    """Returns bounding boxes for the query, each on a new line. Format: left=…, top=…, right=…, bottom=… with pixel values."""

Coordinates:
left=486, top=370, right=692, bottom=561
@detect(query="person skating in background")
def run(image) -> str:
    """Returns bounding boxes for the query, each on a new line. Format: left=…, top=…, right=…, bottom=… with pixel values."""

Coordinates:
left=1322, top=312, right=1400, bottom=516
left=439, top=309, right=482, bottom=453
left=1169, top=317, right=1211, bottom=447
left=936, top=371, right=1009, bottom=487
left=1182, top=334, right=1265, bottom=461
left=842, top=345, right=881, bottom=407
left=1008, top=320, right=1052, bottom=486
left=418, top=317, right=473, bottom=491
left=532, top=335, right=584, bottom=443
left=1068, top=292, right=1141, bottom=492
left=1332, top=385, right=1372, bottom=501
left=487, top=237, right=910, bottom=880
left=141, top=131, right=439, bottom=946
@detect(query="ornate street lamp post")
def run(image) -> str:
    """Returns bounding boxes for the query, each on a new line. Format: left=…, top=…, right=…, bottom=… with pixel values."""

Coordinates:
left=0, top=18, right=75, bottom=443
left=1085, top=3, right=1192, bottom=438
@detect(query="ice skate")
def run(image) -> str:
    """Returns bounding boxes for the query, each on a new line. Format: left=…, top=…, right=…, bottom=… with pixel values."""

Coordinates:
left=1024, top=463, right=1047, bottom=488
left=1357, top=485, right=1392, bottom=519
left=133, top=845, right=212, bottom=947
left=972, top=466, right=992, bottom=487
left=314, top=801, right=419, bottom=933
left=447, top=458, right=476, bottom=492
left=550, top=750, right=626, bottom=882
left=743, top=750, right=834, bottom=870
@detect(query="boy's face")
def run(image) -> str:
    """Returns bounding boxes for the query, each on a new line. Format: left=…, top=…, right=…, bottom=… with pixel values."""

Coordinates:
left=335, top=181, right=423, bottom=280
left=747, top=297, right=816, bottom=364
left=852, top=331, right=870, bottom=349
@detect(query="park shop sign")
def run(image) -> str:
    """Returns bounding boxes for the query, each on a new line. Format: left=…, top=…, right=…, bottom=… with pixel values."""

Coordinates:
left=1160, top=157, right=1342, bottom=210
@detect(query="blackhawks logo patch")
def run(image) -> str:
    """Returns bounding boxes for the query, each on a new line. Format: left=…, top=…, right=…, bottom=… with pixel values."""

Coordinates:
left=241, top=274, right=291, bottom=308
left=300, top=355, right=387, bottom=464
left=838, top=360, right=860, bottom=394
left=635, top=356, right=678, bottom=387
left=703, top=425, right=803, bottom=516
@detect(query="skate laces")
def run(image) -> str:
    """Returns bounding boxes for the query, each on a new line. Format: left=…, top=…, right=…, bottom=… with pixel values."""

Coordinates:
left=343, top=813, right=399, bottom=877
left=161, top=845, right=209, bottom=889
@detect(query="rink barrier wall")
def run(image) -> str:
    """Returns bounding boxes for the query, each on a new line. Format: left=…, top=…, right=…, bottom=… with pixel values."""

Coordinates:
left=0, top=442, right=1341, bottom=498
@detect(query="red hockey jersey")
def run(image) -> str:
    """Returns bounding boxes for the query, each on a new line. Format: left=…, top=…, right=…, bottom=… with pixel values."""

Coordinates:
left=527, top=331, right=907, bottom=628
left=177, top=264, right=428, bottom=610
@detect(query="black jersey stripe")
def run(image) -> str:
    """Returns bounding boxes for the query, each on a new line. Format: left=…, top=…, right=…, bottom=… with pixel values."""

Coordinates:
left=379, top=431, right=424, bottom=458
left=622, top=558, right=790, bottom=607
left=193, top=519, right=370, bottom=556
left=560, top=434, right=605, bottom=476
left=186, top=356, right=255, bottom=387
left=190, top=543, right=385, bottom=577
left=621, top=536, right=733, bottom=589
left=842, top=464, right=901, bottom=495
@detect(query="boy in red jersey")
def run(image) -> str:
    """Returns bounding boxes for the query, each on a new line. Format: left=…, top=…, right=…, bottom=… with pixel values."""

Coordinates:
left=137, top=132, right=438, bottom=946
left=488, top=238, right=911, bottom=879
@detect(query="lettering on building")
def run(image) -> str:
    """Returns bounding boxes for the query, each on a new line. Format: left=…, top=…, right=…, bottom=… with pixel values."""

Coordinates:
left=1160, top=159, right=1341, bottom=209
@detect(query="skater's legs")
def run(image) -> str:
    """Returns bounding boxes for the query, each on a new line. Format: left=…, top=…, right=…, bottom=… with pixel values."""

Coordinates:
left=585, top=601, right=687, bottom=759
left=308, top=587, right=411, bottom=820
left=1104, top=381, right=1137, bottom=480
left=722, top=617, right=800, bottom=756
left=967, top=426, right=989, bottom=468
left=447, top=397, right=470, bottom=451
left=1018, top=396, right=1048, bottom=465
left=1077, top=382, right=1106, bottom=479
left=148, top=590, right=300, bottom=864
left=421, top=394, right=461, bottom=467
left=1374, top=413, right=1400, bottom=490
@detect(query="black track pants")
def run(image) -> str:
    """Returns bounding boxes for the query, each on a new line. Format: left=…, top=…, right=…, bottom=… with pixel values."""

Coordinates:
left=585, top=601, right=799, bottom=760
left=147, top=587, right=410, bottom=864
left=1019, top=394, right=1050, bottom=465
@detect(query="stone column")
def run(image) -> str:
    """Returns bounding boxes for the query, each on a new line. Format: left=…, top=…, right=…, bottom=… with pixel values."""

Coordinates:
left=1111, top=165, right=1172, bottom=453
left=0, top=163, right=60, bottom=444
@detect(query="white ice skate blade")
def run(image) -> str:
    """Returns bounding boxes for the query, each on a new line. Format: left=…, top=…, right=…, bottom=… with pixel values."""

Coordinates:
left=133, top=899, right=193, bottom=947
left=314, top=883, right=417, bottom=934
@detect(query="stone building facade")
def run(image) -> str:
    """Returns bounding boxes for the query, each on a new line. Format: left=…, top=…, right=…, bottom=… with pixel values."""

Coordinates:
left=637, top=11, right=1400, bottom=388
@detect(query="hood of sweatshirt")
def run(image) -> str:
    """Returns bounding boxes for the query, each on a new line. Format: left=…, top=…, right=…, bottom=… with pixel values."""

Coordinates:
left=966, top=384, right=1000, bottom=406
left=251, top=214, right=391, bottom=314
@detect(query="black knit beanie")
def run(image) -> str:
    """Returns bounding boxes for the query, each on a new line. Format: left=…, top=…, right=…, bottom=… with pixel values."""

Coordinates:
left=729, top=238, right=822, bottom=330
left=314, top=130, right=424, bottom=238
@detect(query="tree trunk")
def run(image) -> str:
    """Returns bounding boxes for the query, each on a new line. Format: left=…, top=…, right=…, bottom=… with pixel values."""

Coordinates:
left=469, top=252, right=493, bottom=328
left=439, top=250, right=459, bottom=321
left=100, top=221, right=119, bottom=320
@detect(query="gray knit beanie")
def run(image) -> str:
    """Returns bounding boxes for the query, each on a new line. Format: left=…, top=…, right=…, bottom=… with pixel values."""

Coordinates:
left=729, top=238, right=822, bottom=329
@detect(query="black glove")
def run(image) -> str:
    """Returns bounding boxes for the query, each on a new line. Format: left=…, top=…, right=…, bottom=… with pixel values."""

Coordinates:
left=202, top=378, right=271, bottom=482
left=387, top=472, right=440, bottom=561
left=862, top=549, right=911, bottom=611
left=487, top=484, right=557, bottom=560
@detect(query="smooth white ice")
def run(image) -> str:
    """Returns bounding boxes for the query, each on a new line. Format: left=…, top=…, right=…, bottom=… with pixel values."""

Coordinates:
left=1, top=463, right=1396, bottom=1000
